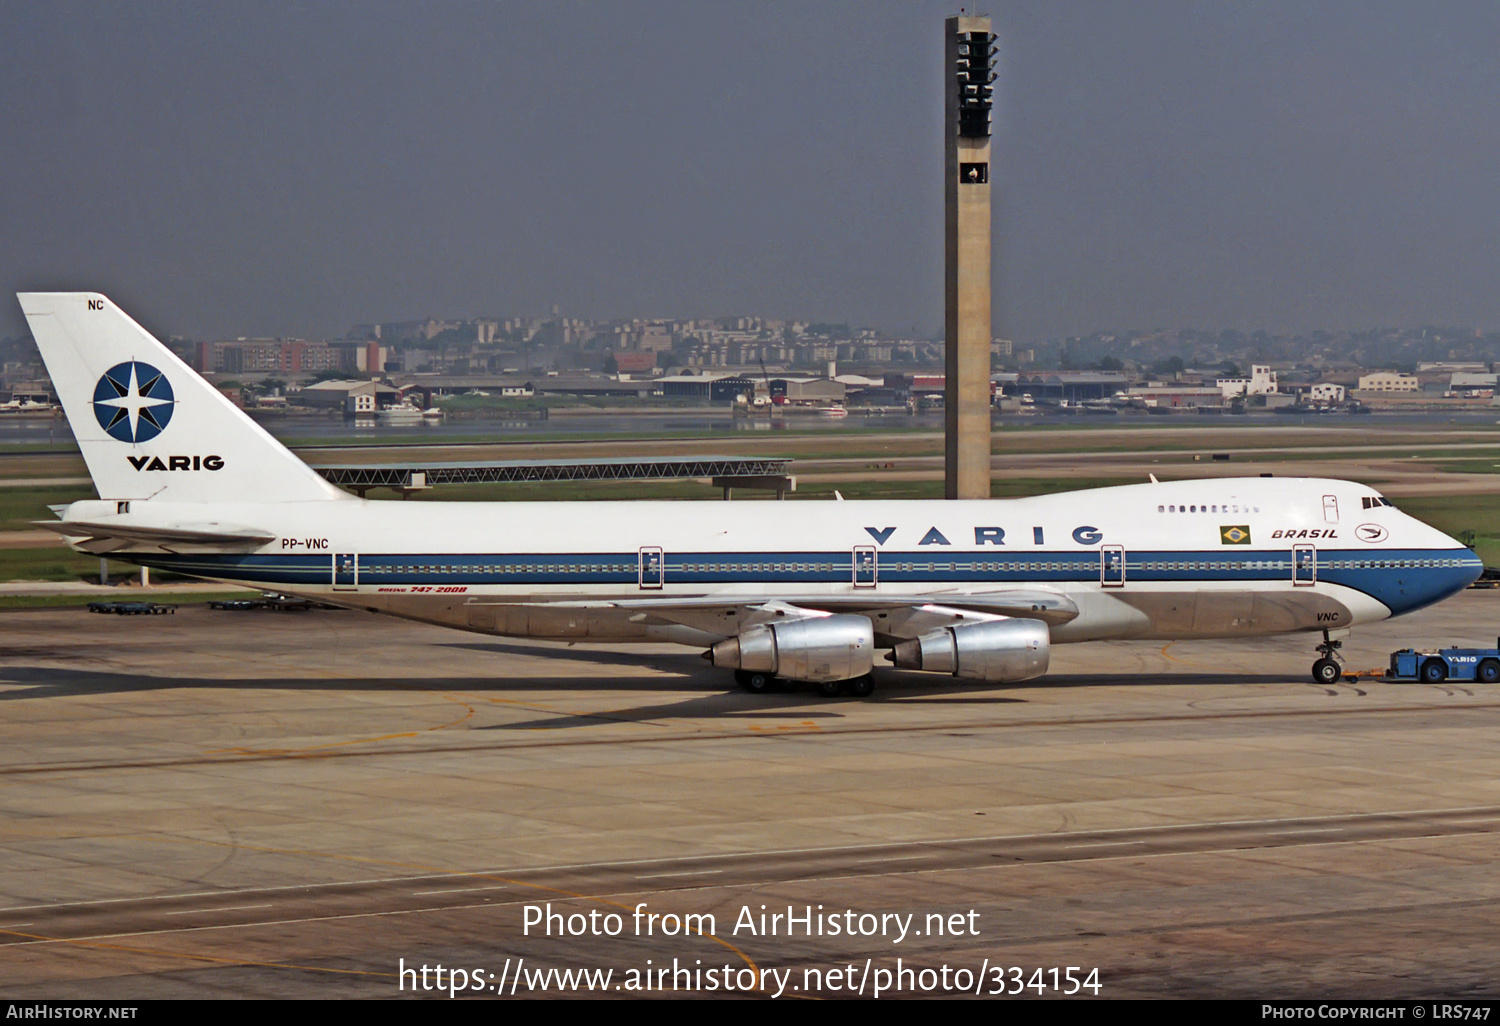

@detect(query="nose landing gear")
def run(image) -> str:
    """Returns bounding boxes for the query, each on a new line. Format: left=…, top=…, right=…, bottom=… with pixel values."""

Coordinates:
left=1311, top=628, right=1346, bottom=684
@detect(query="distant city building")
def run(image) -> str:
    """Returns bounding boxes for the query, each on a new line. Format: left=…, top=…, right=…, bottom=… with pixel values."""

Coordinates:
left=4, top=381, right=55, bottom=404
left=1128, top=386, right=1223, bottom=409
left=1418, top=362, right=1489, bottom=373
left=1357, top=372, right=1420, bottom=392
left=887, top=373, right=947, bottom=397
left=636, top=326, right=674, bottom=352
left=474, top=319, right=502, bottom=345
left=1216, top=364, right=1278, bottom=398
left=611, top=351, right=658, bottom=374
left=1450, top=372, right=1499, bottom=396
left=770, top=378, right=846, bottom=404
left=198, top=339, right=366, bottom=375
left=1309, top=383, right=1347, bottom=403
left=657, top=373, right=756, bottom=401
left=297, top=379, right=400, bottom=414
left=1013, top=372, right=1130, bottom=403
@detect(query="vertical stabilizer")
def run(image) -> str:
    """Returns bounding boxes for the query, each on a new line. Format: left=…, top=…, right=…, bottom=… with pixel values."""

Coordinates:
left=17, top=292, right=349, bottom=503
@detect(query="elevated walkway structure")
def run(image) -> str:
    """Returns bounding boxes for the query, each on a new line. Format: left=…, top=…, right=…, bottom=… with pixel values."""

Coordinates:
left=311, top=456, right=795, bottom=500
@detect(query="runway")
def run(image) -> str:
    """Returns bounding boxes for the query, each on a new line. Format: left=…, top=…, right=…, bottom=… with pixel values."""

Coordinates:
left=2, top=592, right=1499, bottom=998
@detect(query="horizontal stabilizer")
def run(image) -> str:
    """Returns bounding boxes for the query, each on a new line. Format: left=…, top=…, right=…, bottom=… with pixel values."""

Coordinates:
left=36, top=519, right=274, bottom=553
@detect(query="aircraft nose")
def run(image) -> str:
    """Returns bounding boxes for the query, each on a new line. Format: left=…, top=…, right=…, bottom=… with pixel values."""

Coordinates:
left=1387, top=545, right=1484, bottom=615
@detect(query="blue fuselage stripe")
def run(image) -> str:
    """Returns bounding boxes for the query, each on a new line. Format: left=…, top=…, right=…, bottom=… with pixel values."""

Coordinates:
left=135, top=547, right=1482, bottom=614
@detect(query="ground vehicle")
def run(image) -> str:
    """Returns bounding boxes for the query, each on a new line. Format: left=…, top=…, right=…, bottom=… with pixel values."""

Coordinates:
left=1387, top=642, right=1500, bottom=683
left=207, top=594, right=329, bottom=611
left=86, top=601, right=175, bottom=615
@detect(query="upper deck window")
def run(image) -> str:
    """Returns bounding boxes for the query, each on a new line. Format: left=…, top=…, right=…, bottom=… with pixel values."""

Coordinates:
left=1159, top=502, right=1260, bottom=514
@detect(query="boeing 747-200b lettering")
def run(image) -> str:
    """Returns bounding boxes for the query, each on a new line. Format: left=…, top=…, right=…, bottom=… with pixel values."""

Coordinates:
left=18, top=293, right=1484, bottom=695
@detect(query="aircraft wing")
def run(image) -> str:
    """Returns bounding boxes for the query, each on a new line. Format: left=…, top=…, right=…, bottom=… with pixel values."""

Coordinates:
left=34, top=520, right=276, bottom=554
left=820, top=589, right=1078, bottom=623
left=600, top=588, right=1079, bottom=635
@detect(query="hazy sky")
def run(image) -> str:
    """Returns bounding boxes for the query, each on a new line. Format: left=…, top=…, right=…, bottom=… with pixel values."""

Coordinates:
left=2, top=1, right=1498, bottom=342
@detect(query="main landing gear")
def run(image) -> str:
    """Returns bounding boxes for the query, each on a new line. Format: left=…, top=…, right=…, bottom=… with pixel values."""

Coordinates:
left=733, top=670, right=875, bottom=698
left=1311, top=629, right=1345, bottom=684
left=818, top=675, right=875, bottom=699
left=733, top=669, right=774, bottom=694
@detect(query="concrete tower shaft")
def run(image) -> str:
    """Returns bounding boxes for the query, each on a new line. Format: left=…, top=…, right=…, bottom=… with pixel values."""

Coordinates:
left=944, top=15, right=995, bottom=500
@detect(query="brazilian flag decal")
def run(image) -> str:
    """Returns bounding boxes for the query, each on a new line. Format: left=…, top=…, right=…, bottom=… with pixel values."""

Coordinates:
left=1220, top=525, right=1252, bottom=545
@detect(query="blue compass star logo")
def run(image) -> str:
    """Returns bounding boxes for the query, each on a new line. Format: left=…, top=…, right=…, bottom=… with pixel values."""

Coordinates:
left=92, top=361, right=175, bottom=443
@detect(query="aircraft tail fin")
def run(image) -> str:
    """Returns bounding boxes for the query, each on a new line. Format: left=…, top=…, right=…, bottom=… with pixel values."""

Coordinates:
left=17, top=292, right=349, bottom=503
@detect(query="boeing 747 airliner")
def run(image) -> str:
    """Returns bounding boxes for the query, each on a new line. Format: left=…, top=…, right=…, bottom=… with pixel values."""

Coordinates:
left=19, top=293, right=1483, bottom=695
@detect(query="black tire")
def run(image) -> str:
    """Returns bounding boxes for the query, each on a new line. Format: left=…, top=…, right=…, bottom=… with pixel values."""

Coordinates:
left=1312, top=658, right=1340, bottom=685
left=1478, top=660, right=1500, bottom=684
left=817, top=679, right=844, bottom=698
left=846, top=674, right=875, bottom=698
left=1421, top=659, right=1448, bottom=683
left=734, top=669, right=773, bottom=694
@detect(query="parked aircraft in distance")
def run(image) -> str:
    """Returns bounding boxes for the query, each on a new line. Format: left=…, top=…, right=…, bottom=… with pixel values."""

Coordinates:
left=19, top=293, right=1483, bottom=695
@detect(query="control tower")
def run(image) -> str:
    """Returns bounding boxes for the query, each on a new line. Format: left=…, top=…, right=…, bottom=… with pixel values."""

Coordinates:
left=944, top=15, right=996, bottom=500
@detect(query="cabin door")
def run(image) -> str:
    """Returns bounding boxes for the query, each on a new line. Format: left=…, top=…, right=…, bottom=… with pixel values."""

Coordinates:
left=333, top=553, right=358, bottom=590
left=853, top=545, right=877, bottom=588
left=1293, top=544, right=1317, bottom=586
left=1100, top=545, right=1126, bottom=587
left=638, top=547, right=664, bottom=590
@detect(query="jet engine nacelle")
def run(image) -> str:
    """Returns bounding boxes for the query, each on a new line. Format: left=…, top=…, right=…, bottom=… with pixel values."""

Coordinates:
left=708, top=614, right=874, bottom=683
left=889, top=618, right=1050, bottom=682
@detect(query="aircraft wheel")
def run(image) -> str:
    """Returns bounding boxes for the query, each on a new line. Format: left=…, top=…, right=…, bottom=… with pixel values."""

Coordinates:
left=1420, top=659, right=1448, bottom=683
left=817, top=679, right=844, bottom=698
left=846, top=674, right=875, bottom=698
left=1478, top=659, right=1500, bottom=684
left=1311, top=658, right=1341, bottom=685
left=734, top=669, right=774, bottom=694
